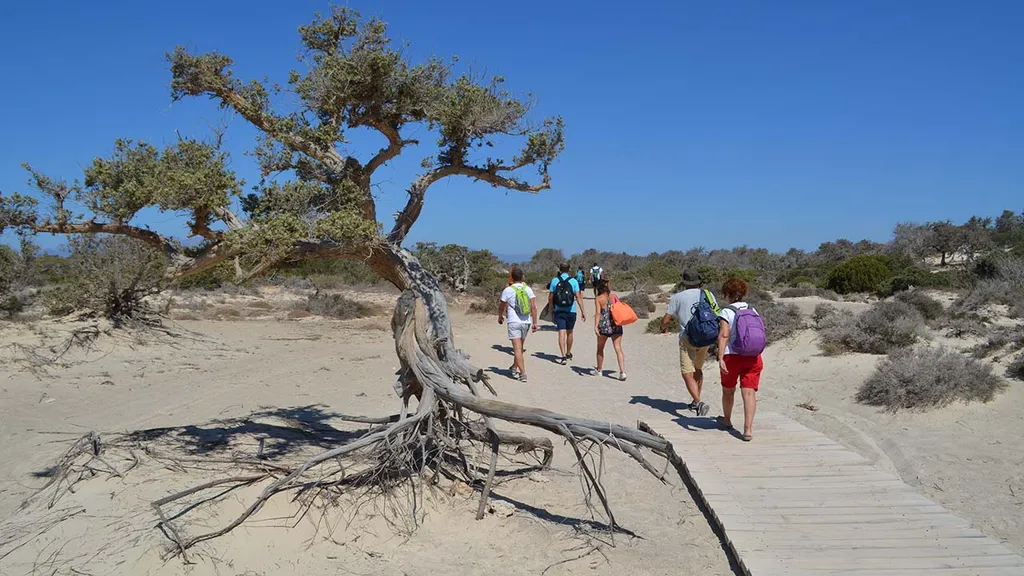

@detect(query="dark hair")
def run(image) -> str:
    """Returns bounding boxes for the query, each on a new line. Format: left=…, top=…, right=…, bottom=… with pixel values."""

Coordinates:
left=722, top=277, right=749, bottom=301
left=596, top=278, right=611, bottom=295
left=559, top=262, right=570, bottom=273
left=511, top=267, right=525, bottom=282
left=592, top=262, right=598, bottom=267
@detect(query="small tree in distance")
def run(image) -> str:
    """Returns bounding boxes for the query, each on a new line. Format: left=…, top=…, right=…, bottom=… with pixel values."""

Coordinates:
left=1, top=7, right=674, bottom=551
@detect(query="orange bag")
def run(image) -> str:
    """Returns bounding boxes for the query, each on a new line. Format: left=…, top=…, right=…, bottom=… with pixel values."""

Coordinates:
left=609, top=295, right=638, bottom=326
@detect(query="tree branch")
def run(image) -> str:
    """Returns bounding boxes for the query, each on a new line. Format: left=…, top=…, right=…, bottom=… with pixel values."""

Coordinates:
left=387, top=163, right=550, bottom=244
left=362, top=119, right=417, bottom=176
left=27, top=221, right=179, bottom=259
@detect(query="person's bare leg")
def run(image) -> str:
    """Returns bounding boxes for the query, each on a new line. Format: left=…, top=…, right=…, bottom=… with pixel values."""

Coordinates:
left=566, top=330, right=574, bottom=357
left=612, top=335, right=626, bottom=377
left=511, top=337, right=525, bottom=374
left=682, top=372, right=701, bottom=404
left=596, top=335, right=606, bottom=373
left=721, top=387, right=736, bottom=427
left=558, top=329, right=567, bottom=358
left=695, top=368, right=704, bottom=395
left=741, top=388, right=757, bottom=438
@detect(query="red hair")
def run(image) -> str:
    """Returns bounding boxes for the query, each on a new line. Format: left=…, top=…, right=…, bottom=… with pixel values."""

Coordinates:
left=721, top=278, right=749, bottom=301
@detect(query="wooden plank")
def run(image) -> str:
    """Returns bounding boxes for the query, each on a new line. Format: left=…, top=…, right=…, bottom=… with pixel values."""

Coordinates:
left=640, top=410, right=1024, bottom=575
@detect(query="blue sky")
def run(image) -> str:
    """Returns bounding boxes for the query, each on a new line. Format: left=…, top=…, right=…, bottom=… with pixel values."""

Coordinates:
left=1, top=0, right=1021, bottom=257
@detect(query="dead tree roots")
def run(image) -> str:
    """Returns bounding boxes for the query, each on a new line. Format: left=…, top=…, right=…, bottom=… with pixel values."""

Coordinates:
left=22, top=290, right=675, bottom=557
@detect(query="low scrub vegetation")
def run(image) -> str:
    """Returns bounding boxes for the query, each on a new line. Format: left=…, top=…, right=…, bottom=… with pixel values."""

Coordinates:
left=857, top=346, right=1008, bottom=411
left=305, top=292, right=382, bottom=320
left=647, top=315, right=678, bottom=334
left=894, top=290, right=945, bottom=321
left=970, top=325, right=1024, bottom=359
left=825, top=255, right=893, bottom=294
left=746, top=291, right=804, bottom=343
left=621, top=291, right=655, bottom=319
left=779, top=284, right=840, bottom=301
left=817, top=300, right=925, bottom=355
left=1007, top=353, right=1024, bottom=381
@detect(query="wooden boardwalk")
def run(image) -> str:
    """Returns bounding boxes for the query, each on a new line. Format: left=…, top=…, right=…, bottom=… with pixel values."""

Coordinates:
left=644, top=410, right=1024, bottom=576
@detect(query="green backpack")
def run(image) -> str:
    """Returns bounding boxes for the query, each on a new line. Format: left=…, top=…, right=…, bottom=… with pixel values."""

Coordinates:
left=511, top=284, right=531, bottom=317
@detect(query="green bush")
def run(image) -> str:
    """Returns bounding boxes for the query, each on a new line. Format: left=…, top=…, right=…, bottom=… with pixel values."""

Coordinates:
left=646, top=315, right=678, bottom=334
left=825, top=255, right=893, bottom=294
left=857, top=347, right=1007, bottom=412
left=786, top=275, right=818, bottom=287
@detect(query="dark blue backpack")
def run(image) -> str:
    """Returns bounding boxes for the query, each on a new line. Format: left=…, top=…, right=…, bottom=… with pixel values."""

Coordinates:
left=685, top=289, right=720, bottom=347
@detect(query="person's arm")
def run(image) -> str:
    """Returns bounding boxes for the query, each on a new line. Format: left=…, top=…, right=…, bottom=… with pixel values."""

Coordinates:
left=547, top=279, right=555, bottom=311
left=662, top=297, right=678, bottom=333
left=497, top=299, right=507, bottom=324
left=576, top=287, right=586, bottom=322
left=717, top=318, right=730, bottom=373
left=660, top=313, right=673, bottom=333
left=530, top=297, right=539, bottom=331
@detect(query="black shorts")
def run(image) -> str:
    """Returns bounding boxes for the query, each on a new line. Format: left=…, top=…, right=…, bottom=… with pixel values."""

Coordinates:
left=554, top=311, right=577, bottom=331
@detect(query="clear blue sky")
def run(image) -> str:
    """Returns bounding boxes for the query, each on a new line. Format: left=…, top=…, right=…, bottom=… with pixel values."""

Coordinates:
left=1, top=0, right=1021, bottom=257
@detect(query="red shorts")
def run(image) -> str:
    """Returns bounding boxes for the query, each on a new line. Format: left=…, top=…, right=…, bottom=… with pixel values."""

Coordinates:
left=720, top=354, right=763, bottom=391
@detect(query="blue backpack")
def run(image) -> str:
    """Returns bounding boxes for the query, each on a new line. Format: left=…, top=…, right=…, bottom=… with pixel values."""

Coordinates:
left=685, top=289, right=721, bottom=347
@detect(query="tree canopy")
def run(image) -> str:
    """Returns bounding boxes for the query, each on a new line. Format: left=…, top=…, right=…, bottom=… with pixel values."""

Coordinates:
left=1, top=6, right=564, bottom=287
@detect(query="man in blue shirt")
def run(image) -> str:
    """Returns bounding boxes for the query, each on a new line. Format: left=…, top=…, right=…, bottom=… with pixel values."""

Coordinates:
left=548, top=262, right=587, bottom=365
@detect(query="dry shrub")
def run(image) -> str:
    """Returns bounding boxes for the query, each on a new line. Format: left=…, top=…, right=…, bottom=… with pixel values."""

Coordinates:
left=933, top=312, right=990, bottom=339
left=970, top=325, right=1024, bottom=359
left=894, top=290, right=944, bottom=321
left=46, top=236, right=166, bottom=325
left=812, top=303, right=839, bottom=327
left=747, top=290, right=804, bottom=343
left=817, top=300, right=924, bottom=355
left=951, top=280, right=1024, bottom=317
left=1007, top=353, right=1024, bottom=381
left=779, top=284, right=840, bottom=301
left=305, top=292, right=382, bottom=320
left=857, top=347, right=1008, bottom=411
left=621, top=292, right=654, bottom=319
left=468, top=299, right=494, bottom=315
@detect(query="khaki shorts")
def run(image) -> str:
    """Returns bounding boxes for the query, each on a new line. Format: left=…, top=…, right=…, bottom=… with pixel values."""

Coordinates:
left=679, top=338, right=709, bottom=376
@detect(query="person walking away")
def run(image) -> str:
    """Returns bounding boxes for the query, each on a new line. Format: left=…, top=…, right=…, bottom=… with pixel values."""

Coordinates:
left=589, top=263, right=604, bottom=298
left=575, top=266, right=586, bottom=294
left=661, top=268, right=720, bottom=417
left=716, top=278, right=766, bottom=442
left=593, top=278, right=627, bottom=380
left=549, top=262, right=586, bottom=364
left=498, top=267, right=538, bottom=381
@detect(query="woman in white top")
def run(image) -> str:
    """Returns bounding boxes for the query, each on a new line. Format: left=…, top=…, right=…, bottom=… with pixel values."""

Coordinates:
left=715, top=278, right=764, bottom=442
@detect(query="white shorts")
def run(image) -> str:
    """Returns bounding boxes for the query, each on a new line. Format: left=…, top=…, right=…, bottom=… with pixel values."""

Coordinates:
left=507, top=322, right=531, bottom=341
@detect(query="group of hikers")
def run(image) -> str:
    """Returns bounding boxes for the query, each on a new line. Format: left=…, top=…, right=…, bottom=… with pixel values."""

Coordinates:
left=497, top=263, right=765, bottom=442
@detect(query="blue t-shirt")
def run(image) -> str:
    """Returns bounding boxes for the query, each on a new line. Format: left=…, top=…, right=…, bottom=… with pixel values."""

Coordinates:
left=549, top=273, right=580, bottom=313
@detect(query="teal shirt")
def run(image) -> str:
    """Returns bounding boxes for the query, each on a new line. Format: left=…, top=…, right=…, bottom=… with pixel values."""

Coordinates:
left=548, top=273, right=581, bottom=313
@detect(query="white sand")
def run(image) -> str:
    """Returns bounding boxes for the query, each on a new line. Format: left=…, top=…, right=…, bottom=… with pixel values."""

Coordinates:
left=1, top=289, right=1021, bottom=575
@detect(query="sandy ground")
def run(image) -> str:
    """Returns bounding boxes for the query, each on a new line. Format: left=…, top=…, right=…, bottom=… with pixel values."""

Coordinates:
left=1, top=289, right=1021, bottom=575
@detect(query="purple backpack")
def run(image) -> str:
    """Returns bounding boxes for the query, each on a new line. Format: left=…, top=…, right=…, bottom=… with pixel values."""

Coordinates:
left=726, top=304, right=766, bottom=356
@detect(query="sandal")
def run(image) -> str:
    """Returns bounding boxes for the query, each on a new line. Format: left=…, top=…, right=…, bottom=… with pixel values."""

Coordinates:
left=715, top=416, right=734, bottom=431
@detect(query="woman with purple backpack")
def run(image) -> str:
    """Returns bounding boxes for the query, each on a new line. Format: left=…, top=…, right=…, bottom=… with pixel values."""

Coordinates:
left=715, top=278, right=767, bottom=442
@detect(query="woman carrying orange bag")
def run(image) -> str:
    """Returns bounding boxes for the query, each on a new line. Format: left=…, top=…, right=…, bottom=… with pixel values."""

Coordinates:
left=593, top=279, right=628, bottom=381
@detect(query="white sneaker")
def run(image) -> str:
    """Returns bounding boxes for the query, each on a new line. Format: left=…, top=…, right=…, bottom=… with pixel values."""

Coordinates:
left=618, top=372, right=627, bottom=381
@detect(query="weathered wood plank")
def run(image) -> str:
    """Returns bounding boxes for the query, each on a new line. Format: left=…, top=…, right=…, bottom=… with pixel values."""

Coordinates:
left=643, top=410, right=1024, bottom=575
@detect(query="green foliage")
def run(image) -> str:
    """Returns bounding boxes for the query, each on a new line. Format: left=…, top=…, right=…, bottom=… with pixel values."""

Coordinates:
left=858, top=347, right=1007, bottom=412
left=698, top=265, right=759, bottom=289
left=646, top=315, right=678, bottom=334
left=825, top=254, right=893, bottom=294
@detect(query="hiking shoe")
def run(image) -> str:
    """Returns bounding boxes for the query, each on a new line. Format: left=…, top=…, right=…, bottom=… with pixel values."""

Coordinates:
left=694, top=401, right=710, bottom=417
left=510, top=368, right=521, bottom=380
left=519, top=373, right=529, bottom=382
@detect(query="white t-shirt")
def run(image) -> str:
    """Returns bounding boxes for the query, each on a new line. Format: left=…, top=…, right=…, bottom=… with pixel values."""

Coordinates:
left=501, top=283, right=536, bottom=324
left=590, top=266, right=603, bottom=280
left=718, top=301, right=754, bottom=355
